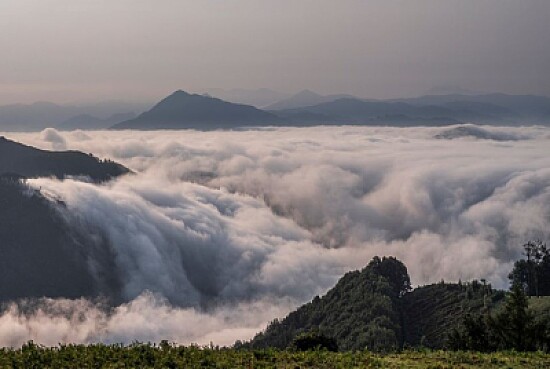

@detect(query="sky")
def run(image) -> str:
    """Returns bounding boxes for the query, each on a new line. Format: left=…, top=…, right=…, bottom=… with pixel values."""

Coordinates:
left=1, top=0, right=549, bottom=104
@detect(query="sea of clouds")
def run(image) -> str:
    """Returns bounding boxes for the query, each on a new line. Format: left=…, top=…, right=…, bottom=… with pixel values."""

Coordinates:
left=1, top=124, right=549, bottom=347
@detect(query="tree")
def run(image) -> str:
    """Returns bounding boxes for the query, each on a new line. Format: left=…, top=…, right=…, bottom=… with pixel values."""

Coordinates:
left=509, top=240, right=550, bottom=297
left=448, top=313, right=493, bottom=351
left=367, top=256, right=412, bottom=298
left=448, top=282, right=547, bottom=352
left=493, top=282, right=534, bottom=350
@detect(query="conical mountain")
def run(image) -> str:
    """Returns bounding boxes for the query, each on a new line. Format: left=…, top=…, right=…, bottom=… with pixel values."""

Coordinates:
left=112, top=90, right=281, bottom=130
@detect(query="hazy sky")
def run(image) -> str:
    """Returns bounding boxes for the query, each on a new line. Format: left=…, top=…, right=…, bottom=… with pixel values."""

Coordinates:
left=1, top=0, right=549, bottom=104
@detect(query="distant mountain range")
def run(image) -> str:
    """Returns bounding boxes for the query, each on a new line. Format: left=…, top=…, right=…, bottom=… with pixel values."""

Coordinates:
left=0, top=137, right=128, bottom=302
left=272, top=98, right=463, bottom=126
left=57, top=112, right=137, bottom=131
left=1, top=90, right=549, bottom=131
left=113, top=90, right=550, bottom=130
left=272, top=93, right=550, bottom=126
left=264, top=89, right=356, bottom=110
left=0, top=101, right=149, bottom=132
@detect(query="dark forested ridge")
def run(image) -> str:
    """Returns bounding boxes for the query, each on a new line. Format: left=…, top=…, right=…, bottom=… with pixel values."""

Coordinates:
left=0, top=138, right=127, bottom=303
left=247, top=256, right=549, bottom=352
left=0, top=136, right=129, bottom=181
left=0, top=178, right=121, bottom=302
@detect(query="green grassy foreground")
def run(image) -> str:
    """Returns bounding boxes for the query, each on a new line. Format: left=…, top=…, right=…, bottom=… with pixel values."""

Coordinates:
left=0, top=343, right=549, bottom=369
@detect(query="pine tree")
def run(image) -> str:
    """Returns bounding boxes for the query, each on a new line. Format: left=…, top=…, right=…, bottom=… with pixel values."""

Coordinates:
left=494, top=283, right=533, bottom=350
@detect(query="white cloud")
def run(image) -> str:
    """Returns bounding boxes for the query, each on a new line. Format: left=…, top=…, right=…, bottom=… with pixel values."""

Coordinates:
left=1, top=124, right=549, bottom=345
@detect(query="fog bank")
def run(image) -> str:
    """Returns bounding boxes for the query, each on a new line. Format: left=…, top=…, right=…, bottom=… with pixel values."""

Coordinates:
left=3, top=124, right=549, bottom=345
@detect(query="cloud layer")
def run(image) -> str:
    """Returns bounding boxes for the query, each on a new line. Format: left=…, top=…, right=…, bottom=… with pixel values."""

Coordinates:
left=2, top=124, right=549, bottom=346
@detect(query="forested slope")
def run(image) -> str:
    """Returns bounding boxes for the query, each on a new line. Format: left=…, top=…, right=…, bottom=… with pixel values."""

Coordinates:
left=248, top=257, right=506, bottom=351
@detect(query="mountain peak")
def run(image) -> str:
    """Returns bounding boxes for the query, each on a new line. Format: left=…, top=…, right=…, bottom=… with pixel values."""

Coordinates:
left=171, top=89, right=191, bottom=96
left=112, top=90, right=281, bottom=130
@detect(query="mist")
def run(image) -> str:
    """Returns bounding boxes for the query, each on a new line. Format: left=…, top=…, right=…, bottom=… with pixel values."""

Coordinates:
left=1, top=125, right=548, bottom=346
left=1, top=0, right=550, bottom=104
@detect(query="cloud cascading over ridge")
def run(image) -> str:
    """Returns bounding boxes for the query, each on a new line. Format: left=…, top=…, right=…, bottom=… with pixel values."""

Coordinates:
left=1, top=124, right=549, bottom=347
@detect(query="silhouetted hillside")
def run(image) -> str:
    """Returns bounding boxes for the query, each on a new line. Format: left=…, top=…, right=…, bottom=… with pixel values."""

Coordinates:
left=0, top=139, right=128, bottom=303
left=248, top=257, right=506, bottom=351
left=112, top=90, right=281, bottom=130
left=0, top=178, right=121, bottom=302
left=0, top=136, right=129, bottom=181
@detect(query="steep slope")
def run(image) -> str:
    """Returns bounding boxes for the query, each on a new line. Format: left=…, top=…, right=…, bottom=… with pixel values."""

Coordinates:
left=0, top=138, right=128, bottom=303
left=0, top=136, right=129, bottom=181
left=112, top=90, right=282, bottom=130
left=0, top=177, right=121, bottom=302
left=248, top=257, right=504, bottom=351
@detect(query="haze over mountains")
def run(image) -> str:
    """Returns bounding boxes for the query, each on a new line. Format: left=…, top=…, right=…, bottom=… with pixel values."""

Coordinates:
left=113, top=89, right=550, bottom=130
left=1, top=89, right=549, bottom=131
left=202, top=88, right=290, bottom=108
left=0, top=101, right=149, bottom=132
left=263, top=89, right=355, bottom=110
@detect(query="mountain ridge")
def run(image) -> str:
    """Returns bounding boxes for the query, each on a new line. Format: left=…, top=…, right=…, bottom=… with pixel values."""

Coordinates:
left=0, top=136, right=129, bottom=181
left=264, top=89, right=356, bottom=110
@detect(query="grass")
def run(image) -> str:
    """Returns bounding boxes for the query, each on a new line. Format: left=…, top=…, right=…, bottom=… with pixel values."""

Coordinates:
left=0, top=343, right=548, bottom=369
